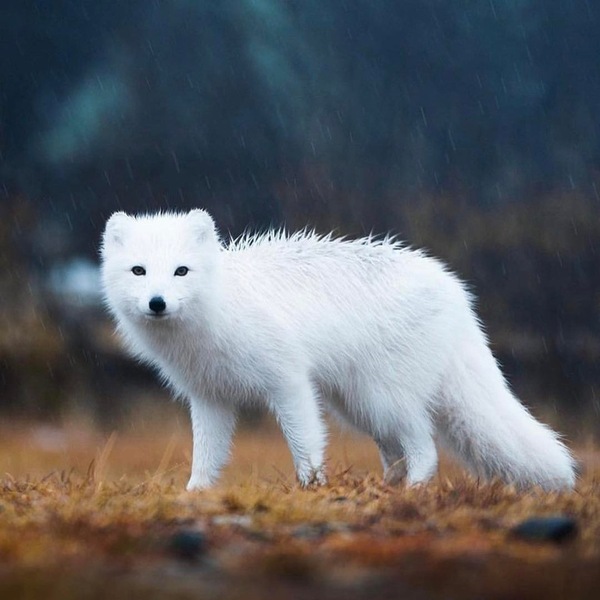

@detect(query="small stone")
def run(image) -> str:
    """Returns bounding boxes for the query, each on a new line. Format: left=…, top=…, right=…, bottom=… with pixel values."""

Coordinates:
left=170, top=529, right=206, bottom=560
left=511, top=516, right=578, bottom=543
left=291, top=522, right=331, bottom=539
left=212, top=514, right=252, bottom=527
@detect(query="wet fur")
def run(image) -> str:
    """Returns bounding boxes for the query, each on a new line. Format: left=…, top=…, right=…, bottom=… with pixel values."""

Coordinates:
left=100, top=209, right=576, bottom=491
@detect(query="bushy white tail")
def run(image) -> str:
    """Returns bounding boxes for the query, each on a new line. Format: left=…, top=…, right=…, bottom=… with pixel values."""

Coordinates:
left=436, top=340, right=576, bottom=490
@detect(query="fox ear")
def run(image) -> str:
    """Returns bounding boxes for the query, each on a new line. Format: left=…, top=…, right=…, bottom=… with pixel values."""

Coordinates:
left=188, top=209, right=217, bottom=243
left=103, top=211, right=131, bottom=247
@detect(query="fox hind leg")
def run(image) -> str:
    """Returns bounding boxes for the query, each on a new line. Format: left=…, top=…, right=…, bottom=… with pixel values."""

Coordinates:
left=376, top=430, right=438, bottom=486
left=338, top=382, right=439, bottom=486
left=403, top=431, right=438, bottom=485
left=376, top=438, right=408, bottom=484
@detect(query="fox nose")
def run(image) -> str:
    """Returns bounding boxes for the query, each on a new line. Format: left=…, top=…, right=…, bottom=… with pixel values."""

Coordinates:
left=149, top=296, right=166, bottom=314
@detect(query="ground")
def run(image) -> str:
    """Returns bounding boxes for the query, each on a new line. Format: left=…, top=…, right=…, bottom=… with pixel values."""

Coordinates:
left=0, top=407, right=599, bottom=600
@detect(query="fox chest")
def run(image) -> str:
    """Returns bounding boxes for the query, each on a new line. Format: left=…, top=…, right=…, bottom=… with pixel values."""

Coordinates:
left=157, top=342, right=275, bottom=406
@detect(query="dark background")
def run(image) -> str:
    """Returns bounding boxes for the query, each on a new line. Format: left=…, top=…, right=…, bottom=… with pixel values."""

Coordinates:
left=0, top=1, right=598, bottom=432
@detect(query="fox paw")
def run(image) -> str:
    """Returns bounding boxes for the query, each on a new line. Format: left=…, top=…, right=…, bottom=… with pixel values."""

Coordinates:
left=298, top=466, right=328, bottom=488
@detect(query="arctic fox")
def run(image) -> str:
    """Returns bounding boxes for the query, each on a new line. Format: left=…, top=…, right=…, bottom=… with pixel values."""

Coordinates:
left=100, top=209, right=576, bottom=491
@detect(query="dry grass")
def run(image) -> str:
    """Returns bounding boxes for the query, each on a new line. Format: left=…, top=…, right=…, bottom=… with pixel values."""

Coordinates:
left=0, top=408, right=599, bottom=600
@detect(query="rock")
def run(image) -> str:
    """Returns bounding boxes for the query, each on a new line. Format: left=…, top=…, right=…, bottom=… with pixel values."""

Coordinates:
left=511, top=516, right=578, bottom=543
left=170, top=529, right=207, bottom=560
left=291, top=521, right=353, bottom=539
left=291, top=522, right=331, bottom=539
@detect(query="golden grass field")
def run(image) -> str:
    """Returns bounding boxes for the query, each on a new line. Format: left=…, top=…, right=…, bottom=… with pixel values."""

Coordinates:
left=0, top=405, right=599, bottom=600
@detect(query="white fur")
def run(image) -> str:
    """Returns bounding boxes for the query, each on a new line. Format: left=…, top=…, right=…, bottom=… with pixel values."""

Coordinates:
left=100, top=209, right=576, bottom=491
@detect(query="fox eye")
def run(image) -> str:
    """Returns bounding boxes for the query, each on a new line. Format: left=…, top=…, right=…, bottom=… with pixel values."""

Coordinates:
left=174, top=266, right=189, bottom=276
left=131, top=266, right=146, bottom=276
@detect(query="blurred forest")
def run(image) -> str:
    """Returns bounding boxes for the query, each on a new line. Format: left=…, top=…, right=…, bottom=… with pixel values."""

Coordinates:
left=0, top=1, right=599, bottom=430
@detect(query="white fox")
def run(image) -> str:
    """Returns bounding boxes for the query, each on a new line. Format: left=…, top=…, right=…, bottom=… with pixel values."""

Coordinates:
left=100, top=209, right=576, bottom=491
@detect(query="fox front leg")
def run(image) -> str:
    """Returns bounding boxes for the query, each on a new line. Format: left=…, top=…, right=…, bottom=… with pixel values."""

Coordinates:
left=186, top=399, right=236, bottom=490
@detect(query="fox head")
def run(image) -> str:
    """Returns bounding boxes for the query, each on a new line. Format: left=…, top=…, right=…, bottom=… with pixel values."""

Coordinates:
left=100, top=209, right=222, bottom=324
